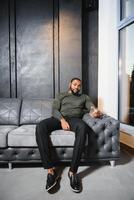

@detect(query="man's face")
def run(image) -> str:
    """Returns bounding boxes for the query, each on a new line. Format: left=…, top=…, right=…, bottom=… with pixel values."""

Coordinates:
left=69, top=80, right=81, bottom=94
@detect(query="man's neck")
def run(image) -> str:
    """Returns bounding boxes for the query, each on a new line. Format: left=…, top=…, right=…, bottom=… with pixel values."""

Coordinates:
left=68, top=90, right=81, bottom=96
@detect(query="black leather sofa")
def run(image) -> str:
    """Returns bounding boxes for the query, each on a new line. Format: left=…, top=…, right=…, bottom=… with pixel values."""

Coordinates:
left=0, top=98, right=120, bottom=169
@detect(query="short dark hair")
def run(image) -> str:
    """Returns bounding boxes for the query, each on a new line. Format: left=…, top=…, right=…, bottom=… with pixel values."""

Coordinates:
left=70, top=77, right=81, bottom=83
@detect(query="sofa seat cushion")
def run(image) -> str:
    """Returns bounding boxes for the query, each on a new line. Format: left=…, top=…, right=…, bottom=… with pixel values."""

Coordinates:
left=0, top=125, right=18, bottom=147
left=8, top=125, right=76, bottom=147
left=50, top=130, right=75, bottom=146
left=8, top=125, right=37, bottom=147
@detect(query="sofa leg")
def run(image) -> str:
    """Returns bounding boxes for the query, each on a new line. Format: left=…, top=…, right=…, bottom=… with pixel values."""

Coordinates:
left=8, top=162, right=12, bottom=170
left=110, top=160, right=116, bottom=167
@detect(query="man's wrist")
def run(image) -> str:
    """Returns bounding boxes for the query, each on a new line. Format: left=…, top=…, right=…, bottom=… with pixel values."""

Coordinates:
left=90, top=106, right=96, bottom=114
left=60, top=118, right=65, bottom=122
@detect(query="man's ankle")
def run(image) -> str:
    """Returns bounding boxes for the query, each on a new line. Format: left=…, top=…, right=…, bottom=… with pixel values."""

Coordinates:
left=69, top=171, right=73, bottom=176
left=68, top=169, right=76, bottom=176
left=47, top=168, right=55, bottom=175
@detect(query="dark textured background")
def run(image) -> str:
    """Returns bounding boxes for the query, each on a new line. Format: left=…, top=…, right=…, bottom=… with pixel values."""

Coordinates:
left=0, top=0, right=98, bottom=105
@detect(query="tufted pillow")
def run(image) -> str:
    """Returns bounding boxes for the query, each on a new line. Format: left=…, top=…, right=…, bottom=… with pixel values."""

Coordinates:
left=0, top=98, right=21, bottom=125
left=20, top=99, right=53, bottom=125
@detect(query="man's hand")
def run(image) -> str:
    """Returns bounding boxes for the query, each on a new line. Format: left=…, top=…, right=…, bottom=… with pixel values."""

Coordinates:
left=60, top=118, right=70, bottom=130
left=89, top=107, right=103, bottom=118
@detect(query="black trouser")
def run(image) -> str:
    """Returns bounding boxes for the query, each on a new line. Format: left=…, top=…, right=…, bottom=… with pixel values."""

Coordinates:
left=35, top=117, right=91, bottom=173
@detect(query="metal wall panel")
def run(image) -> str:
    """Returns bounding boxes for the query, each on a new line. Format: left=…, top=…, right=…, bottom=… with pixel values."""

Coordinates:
left=0, top=0, right=98, bottom=101
left=0, top=0, right=10, bottom=97
left=59, top=0, right=82, bottom=92
left=16, top=0, right=53, bottom=98
left=82, top=0, right=98, bottom=105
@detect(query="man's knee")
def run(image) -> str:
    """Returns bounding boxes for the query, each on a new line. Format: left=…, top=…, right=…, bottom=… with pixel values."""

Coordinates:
left=38, top=119, right=47, bottom=127
left=36, top=119, right=48, bottom=135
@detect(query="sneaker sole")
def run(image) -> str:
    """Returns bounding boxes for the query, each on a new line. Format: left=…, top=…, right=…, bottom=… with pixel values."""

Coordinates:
left=70, top=186, right=81, bottom=193
left=46, top=176, right=59, bottom=192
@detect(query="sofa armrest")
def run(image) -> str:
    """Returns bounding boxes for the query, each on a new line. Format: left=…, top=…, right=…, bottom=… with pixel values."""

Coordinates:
left=83, top=113, right=120, bottom=155
left=83, top=113, right=120, bottom=134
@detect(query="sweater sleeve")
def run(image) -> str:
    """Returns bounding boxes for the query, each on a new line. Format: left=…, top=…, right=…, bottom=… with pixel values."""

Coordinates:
left=85, top=95, right=95, bottom=111
left=52, top=94, right=63, bottom=121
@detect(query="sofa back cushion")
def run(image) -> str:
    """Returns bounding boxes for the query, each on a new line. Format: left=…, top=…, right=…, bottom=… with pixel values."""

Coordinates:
left=20, top=99, right=53, bottom=125
left=0, top=98, right=21, bottom=125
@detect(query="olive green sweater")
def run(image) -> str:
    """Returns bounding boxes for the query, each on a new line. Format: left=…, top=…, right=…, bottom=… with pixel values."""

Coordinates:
left=52, top=92, right=94, bottom=120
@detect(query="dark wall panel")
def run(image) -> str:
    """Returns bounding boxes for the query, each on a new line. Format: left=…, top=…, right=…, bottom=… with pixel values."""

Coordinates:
left=16, top=0, right=53, bottom=98
left=87, top=10, right=98, bottom=105
left=0, top=0, right=98, bottom=100
left=0, top=0, right=10, bottom=97
left=59, top=0, right=82, bottom=92
left=82, top=1, right=98, bottom=105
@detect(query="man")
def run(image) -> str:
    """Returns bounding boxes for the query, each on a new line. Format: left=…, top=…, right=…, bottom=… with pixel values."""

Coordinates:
left=35, top=78, right=102, bottom=192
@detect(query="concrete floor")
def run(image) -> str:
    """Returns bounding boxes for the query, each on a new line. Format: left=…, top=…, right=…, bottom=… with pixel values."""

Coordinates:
left=0, top=150, right=134, bottom=200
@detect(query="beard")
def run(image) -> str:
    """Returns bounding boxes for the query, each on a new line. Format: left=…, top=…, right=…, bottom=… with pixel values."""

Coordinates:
left=70, top=87, right=80, bottom=95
